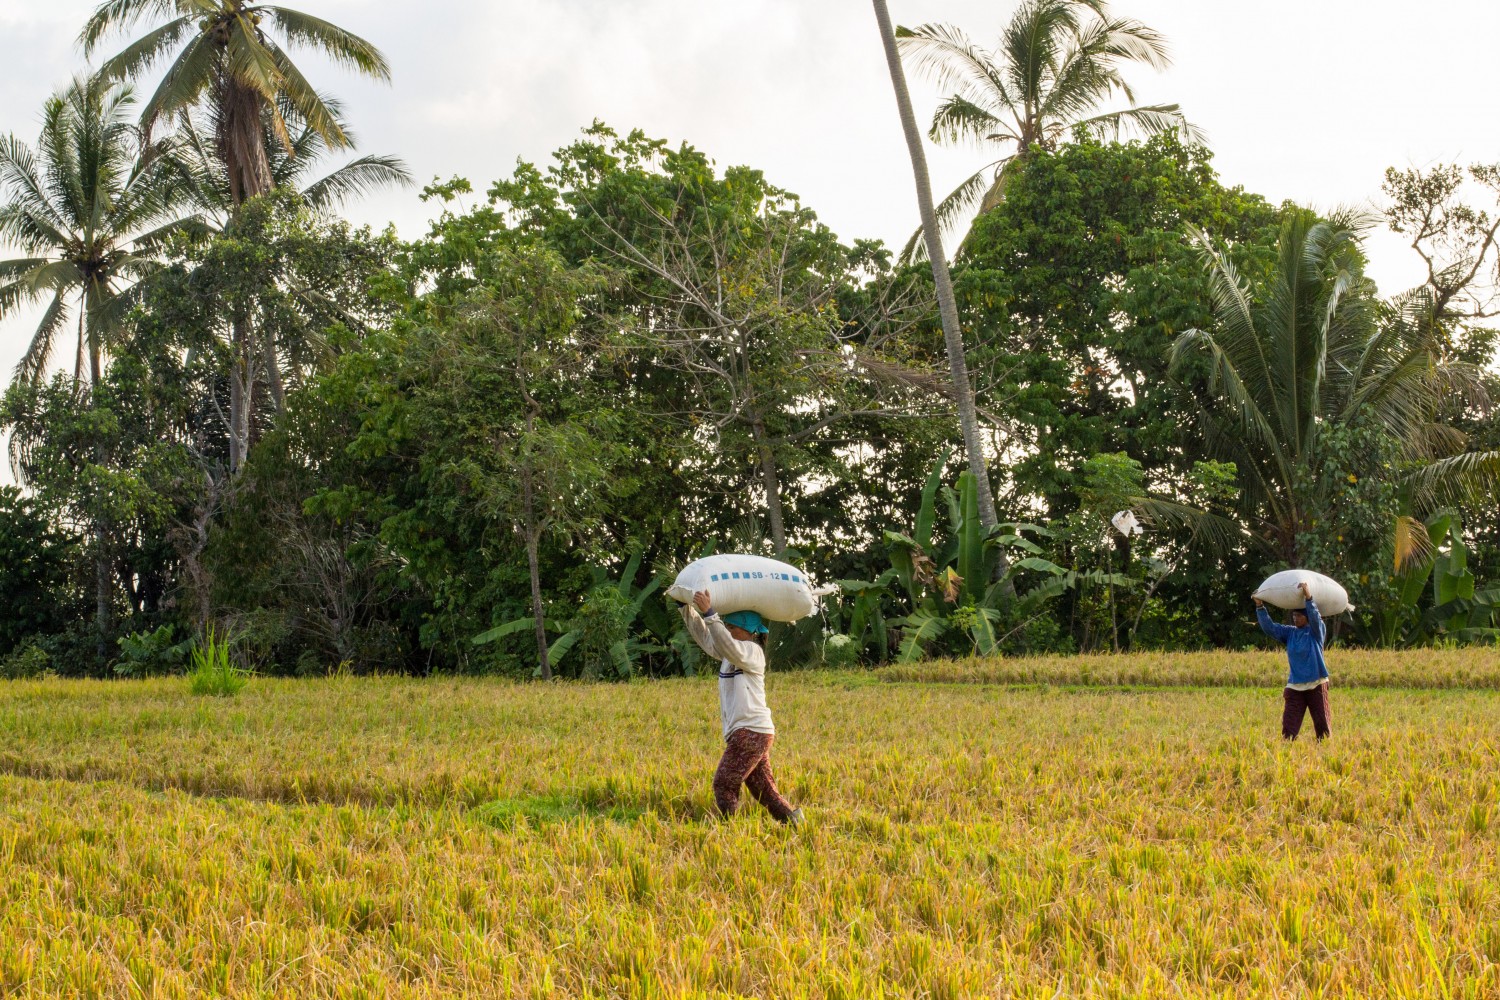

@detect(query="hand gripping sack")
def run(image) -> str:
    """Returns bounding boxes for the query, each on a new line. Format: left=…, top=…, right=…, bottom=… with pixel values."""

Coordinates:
left=1252, top=569, right=1354, bottom=614
left=667, top=554, right=838, bottom=623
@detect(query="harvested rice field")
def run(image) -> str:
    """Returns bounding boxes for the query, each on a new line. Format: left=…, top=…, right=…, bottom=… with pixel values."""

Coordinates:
left=2, top=649, right=1498, bottom=997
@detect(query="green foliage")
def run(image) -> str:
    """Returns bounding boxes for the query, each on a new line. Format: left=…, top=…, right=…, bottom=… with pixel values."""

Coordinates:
left=819, top=633, right=861, bottom=669
left=956, top=133, right=1278, bottom=531
left=0, top=487, right=75, bottom=656
left=1172, top=207, right=1500, bottom=567
left=187, top=627, right=249, bottom=697
left=0, top=643, right=51, bottom=680
left=115, top=624, right=194, bottom=678
left=472, top=553, right=671, bottom=678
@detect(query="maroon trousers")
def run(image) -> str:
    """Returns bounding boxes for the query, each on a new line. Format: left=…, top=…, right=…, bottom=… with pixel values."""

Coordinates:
left=1283, top=683, right=1331, bottom=740
left=713, top=728, right=794, bottom=821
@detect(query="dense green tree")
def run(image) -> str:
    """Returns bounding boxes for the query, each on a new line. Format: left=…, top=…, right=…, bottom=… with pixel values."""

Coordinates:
left=2, top=362, right=200, bottom=671
left=0, top=487, right=77, bottom=657
left=896, top=0, right=1197, bottom=259
left=489, top=124, right=949, bottom=559
left=957, top=133, right=1279, bottom=515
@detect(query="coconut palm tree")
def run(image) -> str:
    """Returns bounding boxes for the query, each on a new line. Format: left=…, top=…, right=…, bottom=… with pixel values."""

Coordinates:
left=82, top=0, right=393, bottom=469
left=82, top=0, right=392, bottom=209
left=896, top=0, right=1199, bottom=261
left=1170, top=208, right=1500, bottom=566
left=872, top=0, right=1002, bottom=542
left=0, top=74, right=201, bottom=665
left=0, top=75, right=198, bottom=386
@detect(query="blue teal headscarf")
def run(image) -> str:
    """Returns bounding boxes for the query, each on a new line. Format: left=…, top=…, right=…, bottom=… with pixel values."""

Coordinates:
left=723, top=610, right=769, bottom=635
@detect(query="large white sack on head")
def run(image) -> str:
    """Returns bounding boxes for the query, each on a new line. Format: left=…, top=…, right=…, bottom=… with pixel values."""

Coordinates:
left=1253, top=570, right=1354, bottom=614
left=667, top=554, right=837, bottom=623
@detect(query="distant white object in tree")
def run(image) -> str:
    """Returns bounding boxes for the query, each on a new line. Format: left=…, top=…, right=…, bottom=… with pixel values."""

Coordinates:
left=667, top=554, right=838, bottom=623
left=1253, top=570, right=1354, bottom=614
left=1110, top=510, right=1143, bottom=537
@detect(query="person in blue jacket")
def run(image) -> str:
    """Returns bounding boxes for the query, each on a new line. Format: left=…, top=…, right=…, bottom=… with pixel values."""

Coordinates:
left=1255, top=580, right=1331, bottom=740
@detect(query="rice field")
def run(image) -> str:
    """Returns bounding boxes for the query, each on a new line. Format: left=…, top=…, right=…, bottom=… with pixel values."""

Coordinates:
left=2, top=649, right=1499, bottom=998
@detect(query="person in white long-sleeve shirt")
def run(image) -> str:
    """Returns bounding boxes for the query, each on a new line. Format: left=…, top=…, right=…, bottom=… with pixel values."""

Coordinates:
left=680, top=589, right=803, bottom=826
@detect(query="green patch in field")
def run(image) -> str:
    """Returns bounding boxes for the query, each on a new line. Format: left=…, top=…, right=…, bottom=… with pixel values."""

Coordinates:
left=470, top=793, right=646, bottom=829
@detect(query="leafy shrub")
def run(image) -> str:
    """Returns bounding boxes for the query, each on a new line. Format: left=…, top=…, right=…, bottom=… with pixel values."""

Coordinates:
left=820, top=633, right=860, bottom=668
left=187, top=628, right=249, bottom=697
left=0, top=643, right=50, bottom=680
left=115, top=624, right=195, bottom=678
left=34, top=624, right=105, bottom=678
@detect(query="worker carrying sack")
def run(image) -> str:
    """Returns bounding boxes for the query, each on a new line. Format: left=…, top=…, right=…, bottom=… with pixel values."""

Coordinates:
left=1253, top=569, right=1354, bottom=615
left=668, top=554, right=838, bottom=623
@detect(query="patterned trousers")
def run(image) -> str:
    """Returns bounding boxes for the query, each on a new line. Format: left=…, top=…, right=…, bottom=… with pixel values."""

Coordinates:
left=1283, top=683, right=1331, bottom=740
left=713, top=728, right=794, bottom=821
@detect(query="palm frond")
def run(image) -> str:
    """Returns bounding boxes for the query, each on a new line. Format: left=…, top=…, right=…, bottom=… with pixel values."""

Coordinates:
left=80, top=0, right=199, bottom=54
left=15, top=289, right=70, bottom=383
left=928, top=95, right=1007, bottom=147
left=896, top=22, right=1018, bottom=116
left=138, top=33, right=217, bottom=132
left=1070, top=104, right=1202, bottom=144
left=1392, top=514, right=1435, bottom=571
left=263, top=39, right=349, bottom=149
left=95, top=14, right=195, bottom=81
left=898, top=166, right=996, bottom=266
left=1130, top=496, right=1252, bottom=557
left=0, top=137, right=73, bottom=247
left=1404, top=450, right=1500, bottom=513
left=1003, top=0, right=1081, bottom=107
left=259, top=6, right=391, bottom=81
left=1082, top=13, right=1172, bottom=70
left=300, top=154, right=412, bottom=211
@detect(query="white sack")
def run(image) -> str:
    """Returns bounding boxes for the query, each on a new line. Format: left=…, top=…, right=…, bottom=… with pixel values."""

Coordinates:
left=1111, top=510, right=1143, bottom=537
left=667, top=554, right=837, bottom=623
left=1253, top=569, right=1354, bottom=614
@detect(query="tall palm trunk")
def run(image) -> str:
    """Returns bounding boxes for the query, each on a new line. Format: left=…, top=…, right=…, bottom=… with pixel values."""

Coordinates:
left=86, top=303, right=110, bottom=666
left=220, top=77, right=275, bottom=473
left=871, top=0, right=1009, bottom=587
left=220, top=78, right=276, bottom=207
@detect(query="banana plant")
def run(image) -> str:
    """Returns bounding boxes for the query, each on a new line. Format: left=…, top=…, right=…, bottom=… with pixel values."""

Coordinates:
left=472, top=552, right=665, bottom=676
left=1370, top=512, right=1500, bottom=646
left=834, top=570, right=898, bottom=662
left=1427, top=514, right=1500, bottom=642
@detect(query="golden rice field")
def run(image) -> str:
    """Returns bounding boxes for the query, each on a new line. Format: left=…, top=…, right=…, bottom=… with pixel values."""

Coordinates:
left=2, top=648, right=1499, bottom=998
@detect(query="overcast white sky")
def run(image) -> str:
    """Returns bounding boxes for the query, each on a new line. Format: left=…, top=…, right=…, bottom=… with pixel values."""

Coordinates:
left=2, top=0, right=1497, bottom=481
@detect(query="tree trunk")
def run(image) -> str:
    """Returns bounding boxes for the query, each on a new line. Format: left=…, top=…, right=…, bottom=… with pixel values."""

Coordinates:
left=871, top=0, right=1002, bottom=540
left=229, top=311, right=253, bottom=473
left=521, top=460, right=551, bottom=681
left=221, top=79, right=276, bottom=208
left=751, top=416, right=787, bottom=553
left=74, top=311, right=86, bottom=382
left=264, top=322, right=286, bottom=414
left=88, top=332, right=109, bottom=667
